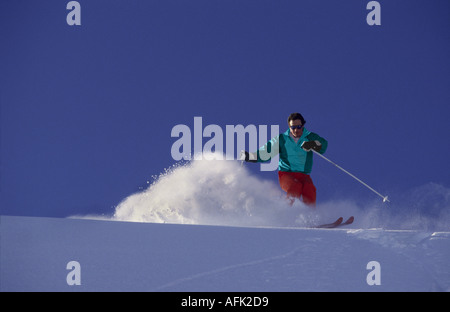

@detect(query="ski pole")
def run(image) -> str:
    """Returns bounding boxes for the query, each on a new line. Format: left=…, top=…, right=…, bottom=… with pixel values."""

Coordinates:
left=312, top=150, right=390, bottom=203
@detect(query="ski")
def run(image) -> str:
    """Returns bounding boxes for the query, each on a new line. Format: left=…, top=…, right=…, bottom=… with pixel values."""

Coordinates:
left=341, top=216, right=354, bottom=226
left=315, top=217, right=343, bottom=228
left=314, top=216, right=354, bottom=229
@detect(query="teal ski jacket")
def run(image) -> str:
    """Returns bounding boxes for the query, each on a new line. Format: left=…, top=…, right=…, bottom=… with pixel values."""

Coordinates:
left=255, top=128, right=328, bottom=174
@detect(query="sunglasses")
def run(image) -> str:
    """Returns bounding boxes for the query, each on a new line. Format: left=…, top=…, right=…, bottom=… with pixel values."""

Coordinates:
left=290, top=125, right=303, bottom=130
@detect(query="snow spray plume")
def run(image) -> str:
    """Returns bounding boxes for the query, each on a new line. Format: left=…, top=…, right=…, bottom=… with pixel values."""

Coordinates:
left=67, top=152, right=449, bottom=231
left=113, top=153, right=317, bottom=227
left=112, top=154, right=450, bottom=230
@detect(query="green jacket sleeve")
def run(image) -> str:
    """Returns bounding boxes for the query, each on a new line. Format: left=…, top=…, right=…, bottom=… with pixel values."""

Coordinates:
left=255, top=134, right=282, bottom=163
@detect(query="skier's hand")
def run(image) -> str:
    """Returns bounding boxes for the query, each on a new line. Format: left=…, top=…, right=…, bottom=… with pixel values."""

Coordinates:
left=239, top=150, right=258, bottom=163
left=301, top=140, right=322, bottom=152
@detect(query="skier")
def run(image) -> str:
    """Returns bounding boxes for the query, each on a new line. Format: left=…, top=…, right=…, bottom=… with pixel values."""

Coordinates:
left=241, top=113, right=328, bottom=207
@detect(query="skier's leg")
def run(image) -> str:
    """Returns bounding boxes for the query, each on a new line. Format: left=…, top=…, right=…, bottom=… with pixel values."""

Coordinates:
left=278, top=171, right=303, bottom=204
left=301, top=175, right=317, bottom=207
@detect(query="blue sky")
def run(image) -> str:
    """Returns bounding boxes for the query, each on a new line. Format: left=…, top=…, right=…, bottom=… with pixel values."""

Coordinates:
left=1, top=0, right=449, bottom=218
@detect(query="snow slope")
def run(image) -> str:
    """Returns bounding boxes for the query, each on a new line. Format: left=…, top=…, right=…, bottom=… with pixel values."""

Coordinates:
left=1, top=215, right=449, bottom=292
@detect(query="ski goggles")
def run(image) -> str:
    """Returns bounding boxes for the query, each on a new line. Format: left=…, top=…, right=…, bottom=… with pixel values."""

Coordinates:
left=290, top=125, right=303, bottom=130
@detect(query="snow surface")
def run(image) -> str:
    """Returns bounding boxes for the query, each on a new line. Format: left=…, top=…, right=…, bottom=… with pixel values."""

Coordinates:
left=1, top=215, right=449, bottom=292
left=2, top=156, right=450, bottom=292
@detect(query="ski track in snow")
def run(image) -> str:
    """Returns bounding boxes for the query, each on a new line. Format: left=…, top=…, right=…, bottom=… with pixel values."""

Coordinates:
left=153, top=243, right=303, bottom=291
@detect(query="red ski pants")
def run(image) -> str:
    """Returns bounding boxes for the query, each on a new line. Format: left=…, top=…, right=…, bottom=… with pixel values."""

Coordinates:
left=278, top=171, right=316, bottom=206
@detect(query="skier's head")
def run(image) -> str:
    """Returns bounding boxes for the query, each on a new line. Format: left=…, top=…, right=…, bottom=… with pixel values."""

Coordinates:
left=288, top=113, right=306, bottom=138
left=287, top=113, right=306, bottom=138
left=287, top=113, right=306, bottom=126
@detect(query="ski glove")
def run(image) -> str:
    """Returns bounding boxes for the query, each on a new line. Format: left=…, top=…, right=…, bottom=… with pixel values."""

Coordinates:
left=239, top=150, right=258, bottom=163
left=301, top=140, right=322, bottom=152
